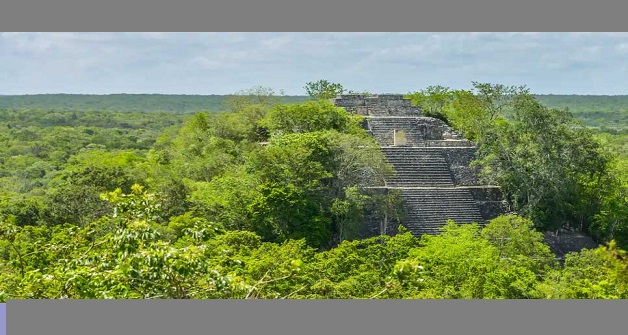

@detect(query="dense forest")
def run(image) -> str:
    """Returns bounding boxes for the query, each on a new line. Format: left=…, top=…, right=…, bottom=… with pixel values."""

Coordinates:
left=0, top=92, right=309, bottom=114
left=536, top=95, right=628, bottom=131
left=1, top=91, right=626, bottom=128
left=0, top=82, right=626, bottom=300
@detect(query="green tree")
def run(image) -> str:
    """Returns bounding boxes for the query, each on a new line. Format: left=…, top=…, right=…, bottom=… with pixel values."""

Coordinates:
left=187, top=168, right=260, bottom=231
left=165, top=113, right=243, bottom=182
left=262, top=100, right=363, bottom=136
left=405, top=85, right=453, bottom=121
left=590, top=156, right=628, bottom=247
left=442, top=89, right=492, bottom=142
left=248, top=132, right=334, bottom=247
left=330, top=187, right=369, bottom=242
left=51, top=149, right=146, bottom=193
left=224, top=86, right=285, bottom=113
left=471, top=82, right=530, bottom=120
left=538, top=241, right=628, bottom=299
left=474, top=93, right=612, bottom=232
left=304, top=80, right=345, bottom=100
left=394, top=217, right=555, bottom=299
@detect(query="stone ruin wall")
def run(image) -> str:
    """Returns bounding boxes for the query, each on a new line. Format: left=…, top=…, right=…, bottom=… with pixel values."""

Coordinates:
left=334, top=94, right=423, bottom=117
left=543, top=229, right=600, bottom=262
left=438, top=147, right=482, bottom=186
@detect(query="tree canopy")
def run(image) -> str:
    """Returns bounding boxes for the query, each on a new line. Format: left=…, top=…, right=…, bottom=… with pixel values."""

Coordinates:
left=304, top=80, right=345, bottom=100
left=0, top=81, right=626, bottom=300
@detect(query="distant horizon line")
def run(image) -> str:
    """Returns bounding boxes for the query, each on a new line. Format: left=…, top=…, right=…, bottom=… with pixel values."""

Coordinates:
left=2, top=93, right=628, bottom=97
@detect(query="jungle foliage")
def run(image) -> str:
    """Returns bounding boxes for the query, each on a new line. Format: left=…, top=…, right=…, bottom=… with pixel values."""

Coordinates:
left=0, top=83, right=626, bottom=300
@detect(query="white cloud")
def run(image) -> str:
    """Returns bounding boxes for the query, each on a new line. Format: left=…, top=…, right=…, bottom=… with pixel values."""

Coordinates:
left=616, top=43, right=628, bottom=54
left=260, top=35, right=294, bottom=50
left=1, top=32, right=627, bottom=95
left=191, top=56, right=225, bottom=70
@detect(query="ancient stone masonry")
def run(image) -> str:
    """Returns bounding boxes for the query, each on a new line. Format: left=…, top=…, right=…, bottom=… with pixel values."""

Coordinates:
left=334, top=94, right=509, bottom=238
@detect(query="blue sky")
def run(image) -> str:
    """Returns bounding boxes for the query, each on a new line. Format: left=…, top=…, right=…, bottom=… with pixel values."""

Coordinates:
left=1, top=32, right=627, bottom=95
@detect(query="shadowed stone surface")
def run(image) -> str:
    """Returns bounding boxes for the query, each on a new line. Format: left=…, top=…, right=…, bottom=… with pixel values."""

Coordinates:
left=544, top=229, right=600, bottom=262
left=366, top=117, right=467, bottom=146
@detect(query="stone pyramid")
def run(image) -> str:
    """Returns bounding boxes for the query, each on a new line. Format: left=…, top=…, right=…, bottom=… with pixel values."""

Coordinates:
left=334, top=94, right=509, bottom=237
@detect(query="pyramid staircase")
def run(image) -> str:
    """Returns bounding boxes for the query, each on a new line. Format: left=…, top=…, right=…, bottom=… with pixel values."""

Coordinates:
left=334, top=94, right=506, bottom=238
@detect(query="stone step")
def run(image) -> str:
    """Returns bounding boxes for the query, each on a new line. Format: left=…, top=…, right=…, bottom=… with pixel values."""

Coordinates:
left=405, top=205, right=479, bottom=209
left=382, top=146, right=455, bottom=187
left=404, top=225, right=486, bottom=236
left=389, top=173, right=451, bottom=177
left=389, top=173, right=451, bottom=176
left=383, top=149, right=446, bottom=152
left=385, top=162, right=447, bottom=166
left=397, top=188, right=485, bottom=235
left=387, top=164, right=447, bottom=168
left=388, top=176, right=453, bottom=180
left=383, top=155, right=448, bottom=161
left=388, top=176, right=454, bottom=182
left=388, top=167, right=448, bottom=171
left=384, top=154, right=445, bottom=157
left=388, top=179, right=454, bottom=183
left=388, top=167, right=451, bottom=172
left=389, top=175, right=452, bottom=179
left=388, top=163, right=448, bottom=166
left=404, top=218, right=482, bottom=222
left=382, top=150, right=448, bottom=154
left=404, top=216, right=482, bottom=220
left=385, top=163, right=450, bottom=168
left=384, top=152, right=445, bottom=155
left=405, top=209, right=480, bottom=213
left=388, top=182, right=454, bottom=187
left=389, top=171, right=451, bottom=174
left=382, top=150, right=449, bottom=155
left=385, top=157, right=445, bottom=161
left=403, top=201, right=483, bottom=208
left=390, top=173, right=450, bottom=177
left=370, top=126, right=430, bottom=130
left=401, top=214, right=484, bottom=223
left=389, top=167, right=450, bottom=171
